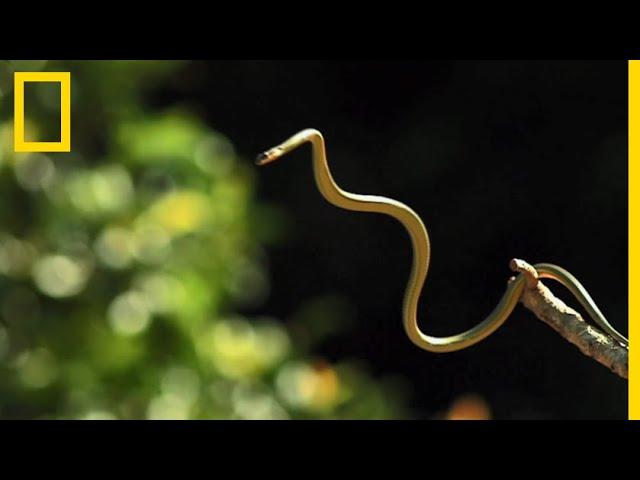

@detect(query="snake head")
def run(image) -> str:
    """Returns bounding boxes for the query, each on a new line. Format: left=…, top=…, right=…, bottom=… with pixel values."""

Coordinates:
left=256, top=129, right=323, bottom=166
left=255, top=147, right=285, bottom=166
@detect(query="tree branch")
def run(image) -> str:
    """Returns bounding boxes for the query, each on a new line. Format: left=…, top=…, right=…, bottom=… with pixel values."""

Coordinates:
left=510, top=259, right=628, bottom=379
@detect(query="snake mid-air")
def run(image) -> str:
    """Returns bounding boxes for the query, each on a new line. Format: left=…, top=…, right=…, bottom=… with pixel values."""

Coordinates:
left=256, top=128, right=628, bottom=353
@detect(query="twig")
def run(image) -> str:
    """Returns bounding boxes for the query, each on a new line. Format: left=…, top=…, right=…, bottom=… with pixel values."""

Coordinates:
left=510, top=259, right=628, bottom=379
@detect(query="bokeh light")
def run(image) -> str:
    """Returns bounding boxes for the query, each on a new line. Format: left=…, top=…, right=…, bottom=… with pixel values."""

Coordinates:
left=444, top=394, right=492, bottom=420
left=32, top=254, right=91, bottom=298
left=108, top=291, right=152, bottom=336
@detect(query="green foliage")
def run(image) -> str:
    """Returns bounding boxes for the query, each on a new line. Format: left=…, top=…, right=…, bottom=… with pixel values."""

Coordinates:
left=0, top=60, right=407, bottom=419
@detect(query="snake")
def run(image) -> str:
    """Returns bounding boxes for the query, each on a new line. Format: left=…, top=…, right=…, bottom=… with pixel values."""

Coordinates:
left=256, top=128, right=628, bottom=352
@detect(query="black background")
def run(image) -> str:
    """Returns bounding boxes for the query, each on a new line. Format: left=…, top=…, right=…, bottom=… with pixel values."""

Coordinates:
left=157, top=60, right=628, bottom=419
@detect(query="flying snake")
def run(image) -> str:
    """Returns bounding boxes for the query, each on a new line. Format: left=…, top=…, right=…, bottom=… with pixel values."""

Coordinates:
left=256, top=129, right=628, bottom=352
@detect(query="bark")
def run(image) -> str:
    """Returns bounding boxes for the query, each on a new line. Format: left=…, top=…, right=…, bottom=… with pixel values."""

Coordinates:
left=510, top=259, right=627, bottom=379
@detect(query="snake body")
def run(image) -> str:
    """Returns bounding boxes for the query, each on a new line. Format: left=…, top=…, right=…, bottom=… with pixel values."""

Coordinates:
left=257, top=128, right=628, bottom=352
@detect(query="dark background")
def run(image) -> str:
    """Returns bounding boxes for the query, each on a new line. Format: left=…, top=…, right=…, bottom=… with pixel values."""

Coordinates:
left=156, top=60, right=627, bottom=419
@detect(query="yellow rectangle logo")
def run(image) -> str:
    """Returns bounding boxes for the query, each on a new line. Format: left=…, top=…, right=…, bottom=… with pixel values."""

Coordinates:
left=13, top=71, right=71, bottom=153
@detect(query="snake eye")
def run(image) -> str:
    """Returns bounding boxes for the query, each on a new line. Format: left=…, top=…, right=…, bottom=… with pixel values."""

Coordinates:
left=255, top=152, right=269, bottom=165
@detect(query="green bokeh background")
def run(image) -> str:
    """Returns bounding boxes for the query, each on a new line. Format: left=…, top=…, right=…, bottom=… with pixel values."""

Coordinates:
left=0, top=60, right=408, bottom=419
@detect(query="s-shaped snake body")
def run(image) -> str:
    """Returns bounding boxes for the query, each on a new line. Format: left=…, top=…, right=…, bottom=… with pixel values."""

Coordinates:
left=257, top=129, right=628, bottom=352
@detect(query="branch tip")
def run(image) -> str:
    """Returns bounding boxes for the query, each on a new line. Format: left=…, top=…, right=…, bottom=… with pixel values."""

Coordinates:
left=509, top=258, right=539, bottom=288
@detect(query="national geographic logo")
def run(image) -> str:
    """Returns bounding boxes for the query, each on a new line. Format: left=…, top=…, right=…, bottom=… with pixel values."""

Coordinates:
left=13, top=71, right=71, bottom=153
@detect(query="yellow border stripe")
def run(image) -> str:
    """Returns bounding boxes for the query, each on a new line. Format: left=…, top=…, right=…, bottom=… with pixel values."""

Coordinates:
left=631, top=60, right=639, bottom=419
